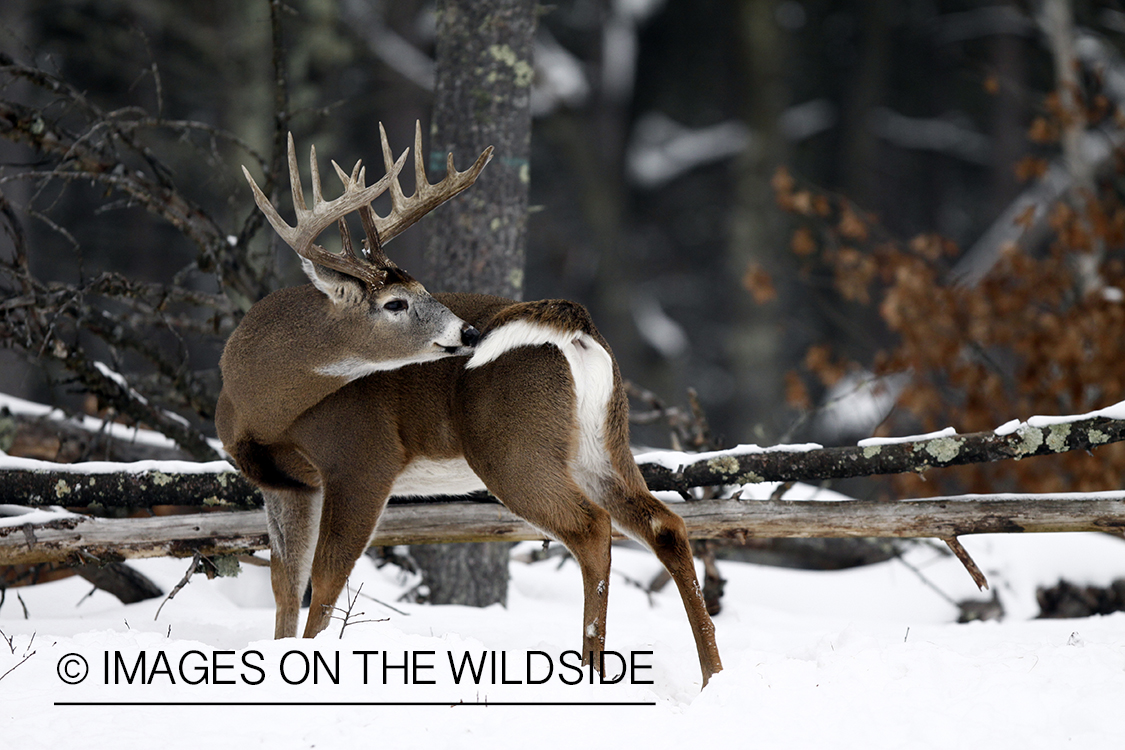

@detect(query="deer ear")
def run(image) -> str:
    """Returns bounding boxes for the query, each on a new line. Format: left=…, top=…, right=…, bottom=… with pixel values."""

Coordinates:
left=301, top=258, right=365, bottom=306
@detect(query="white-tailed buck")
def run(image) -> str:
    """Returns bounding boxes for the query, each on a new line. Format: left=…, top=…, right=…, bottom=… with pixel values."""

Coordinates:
left=216, top=124, right=722, bottom=686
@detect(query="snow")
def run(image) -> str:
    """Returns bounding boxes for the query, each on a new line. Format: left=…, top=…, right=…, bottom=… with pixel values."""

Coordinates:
left=0, top=452, right=234, bottom=476
left=853, top=397, right=1125, bottom=443
left=630, top=295, right=689, bottom=359
left=626, top=112, right=751, bottom=189
left=994, top=418, right=1023, bottom=436
left=3, top=533, right=1124, bottom=748
left=0, top=393, right=181, bottom=452
left=814, top=370, right=904, bottom=443
left=635, top=442, right=822, bottom=472
left=0, top=504, right=83, bottom=529
left=531, top=29, right=589, bottom=116
left=857, top=426, right=958, bottom=447
left=988, top=398, right=1125, bottom=435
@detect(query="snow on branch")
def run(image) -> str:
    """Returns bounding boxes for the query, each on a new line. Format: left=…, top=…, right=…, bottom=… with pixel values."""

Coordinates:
left=637, top=410, right=1125, bottom=493
left=3, top=408, right=1125, bottom=510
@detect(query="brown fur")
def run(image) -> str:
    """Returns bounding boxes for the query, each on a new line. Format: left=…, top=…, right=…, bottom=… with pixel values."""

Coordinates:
left=216, top=287, right=723, bottom=686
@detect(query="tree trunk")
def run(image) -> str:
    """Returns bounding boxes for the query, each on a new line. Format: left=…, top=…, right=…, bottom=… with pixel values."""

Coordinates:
left=419, top=0, right=533, bottom=297
left=727, top=0, right=790, bottom=441
left=412, top=0, right=536, bottom=608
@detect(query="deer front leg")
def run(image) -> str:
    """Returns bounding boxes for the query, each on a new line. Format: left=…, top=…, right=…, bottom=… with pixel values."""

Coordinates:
left=264, top=486, right=323, bottom=639
left=302, top=480, right=392, bottom=638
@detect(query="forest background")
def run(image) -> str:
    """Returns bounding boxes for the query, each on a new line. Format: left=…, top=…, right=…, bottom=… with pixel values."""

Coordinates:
left=3, top=0, right=1124, bottom=508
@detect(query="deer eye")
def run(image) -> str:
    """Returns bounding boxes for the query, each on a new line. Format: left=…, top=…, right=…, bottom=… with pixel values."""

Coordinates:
left=383, top=299, right=408, bottom=312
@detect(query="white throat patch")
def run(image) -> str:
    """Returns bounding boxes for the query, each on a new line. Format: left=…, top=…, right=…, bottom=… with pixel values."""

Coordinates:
left=314, top=352, right=444, bottom=382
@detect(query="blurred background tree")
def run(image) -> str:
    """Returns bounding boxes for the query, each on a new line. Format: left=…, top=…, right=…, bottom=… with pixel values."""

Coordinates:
left=3, top=0, right=1125, bottom=502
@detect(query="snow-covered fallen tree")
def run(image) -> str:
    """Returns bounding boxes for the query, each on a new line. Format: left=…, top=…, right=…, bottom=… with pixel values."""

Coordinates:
left=4, top=399, right=1125, bottom=509
left=3, top=400, right=1125, bottom=568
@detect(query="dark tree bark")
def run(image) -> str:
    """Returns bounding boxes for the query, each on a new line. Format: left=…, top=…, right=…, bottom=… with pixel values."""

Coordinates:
left=419, top=0, right=533, bottom=297
left=411, top=0, right=536, bottom=608
left=72, top=561, right=163, bottom=604
left=727, top=0, right=791, bottom=441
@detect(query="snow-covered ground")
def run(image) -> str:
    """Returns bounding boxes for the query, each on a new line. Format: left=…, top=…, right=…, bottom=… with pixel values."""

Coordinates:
left=2, top=531, right=1124, bottom=748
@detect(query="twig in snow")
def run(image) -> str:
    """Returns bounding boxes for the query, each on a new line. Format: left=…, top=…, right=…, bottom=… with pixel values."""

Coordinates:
left=76, top=586, right=99, bottom=607
left=0, top=628, right=37, bottom=682
left=0, top=650, right=35, bottom=682
left=354, top=588, right=410, bottom=617
left=331, top=581, right=389, bottom=638
left=614, top=569, right=657, bottom=607
left=894, top=546, right=961, bottom=609
left=942, top=536, right=989, bottom=591
left=154, top=551, right=202, bottom=621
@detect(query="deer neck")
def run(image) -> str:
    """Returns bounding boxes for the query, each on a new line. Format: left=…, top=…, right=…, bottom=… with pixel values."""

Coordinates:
left=219, top=285, right=373, bottom=444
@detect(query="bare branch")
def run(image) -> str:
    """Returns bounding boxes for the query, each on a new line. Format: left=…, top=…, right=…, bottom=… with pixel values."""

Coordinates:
left=639, top=414, right=1125, bottom=492
left=5, top=411, right=1125, bottom=508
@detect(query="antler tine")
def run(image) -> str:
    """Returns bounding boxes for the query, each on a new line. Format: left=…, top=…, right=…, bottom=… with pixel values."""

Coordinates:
left=242, top=127, right=488, bottom=284
left=242, top=165, right=292, bottom=243
left=309, top=144, right=324, bottom=208
left=329, top=158, right=382, bottom=263
left=367, top=120, right=494, bottom=245
left=413, top=119, right=426, bottom=197
left=337, top=217, right=360, bottom=260
left=287, top=133, right=306, bottom=213
left=379, top=122, right=409, bottom=214
left=359, top=204, right=388, bottom=265
left=330, top=159, right=356, bottom=191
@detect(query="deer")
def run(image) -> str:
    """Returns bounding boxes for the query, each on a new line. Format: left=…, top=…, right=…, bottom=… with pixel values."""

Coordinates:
left=215, top=123, right=723, bottom=687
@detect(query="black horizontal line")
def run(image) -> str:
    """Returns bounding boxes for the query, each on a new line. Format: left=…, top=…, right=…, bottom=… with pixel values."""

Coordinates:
left=55, top=701, right=655, bottom=707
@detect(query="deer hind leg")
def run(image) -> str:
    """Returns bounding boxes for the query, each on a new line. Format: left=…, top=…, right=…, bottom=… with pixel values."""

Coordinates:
left=602, top=479, right=723, bottom=686
left=263, top=486, right=324, bottom=639
left=516, top=485, right=614, bottom=668
left=301, top=477, right=394, bottom=638
left=471, top=460, right=614, bottom=668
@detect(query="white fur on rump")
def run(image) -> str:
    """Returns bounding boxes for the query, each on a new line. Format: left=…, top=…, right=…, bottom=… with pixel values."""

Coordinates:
left=466, top=319, right=615, bottom=502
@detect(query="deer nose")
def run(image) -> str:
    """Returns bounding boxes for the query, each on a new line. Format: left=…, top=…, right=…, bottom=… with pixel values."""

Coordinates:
left=461, top=325, right=481, bottom=348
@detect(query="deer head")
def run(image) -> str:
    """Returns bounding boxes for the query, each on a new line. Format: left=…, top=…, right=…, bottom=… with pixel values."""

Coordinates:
left=238, top=123, right=493, bottom=375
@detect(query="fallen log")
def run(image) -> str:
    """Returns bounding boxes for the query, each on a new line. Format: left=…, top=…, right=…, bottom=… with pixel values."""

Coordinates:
left=3, top=492, right=1124, bottom=566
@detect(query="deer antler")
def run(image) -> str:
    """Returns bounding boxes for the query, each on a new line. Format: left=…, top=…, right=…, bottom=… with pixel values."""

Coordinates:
left=242, top=125, right=493, bottom=290
left=367, top=121, right=494, bottom=247
left=242, top=133, right=407, bottom=289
